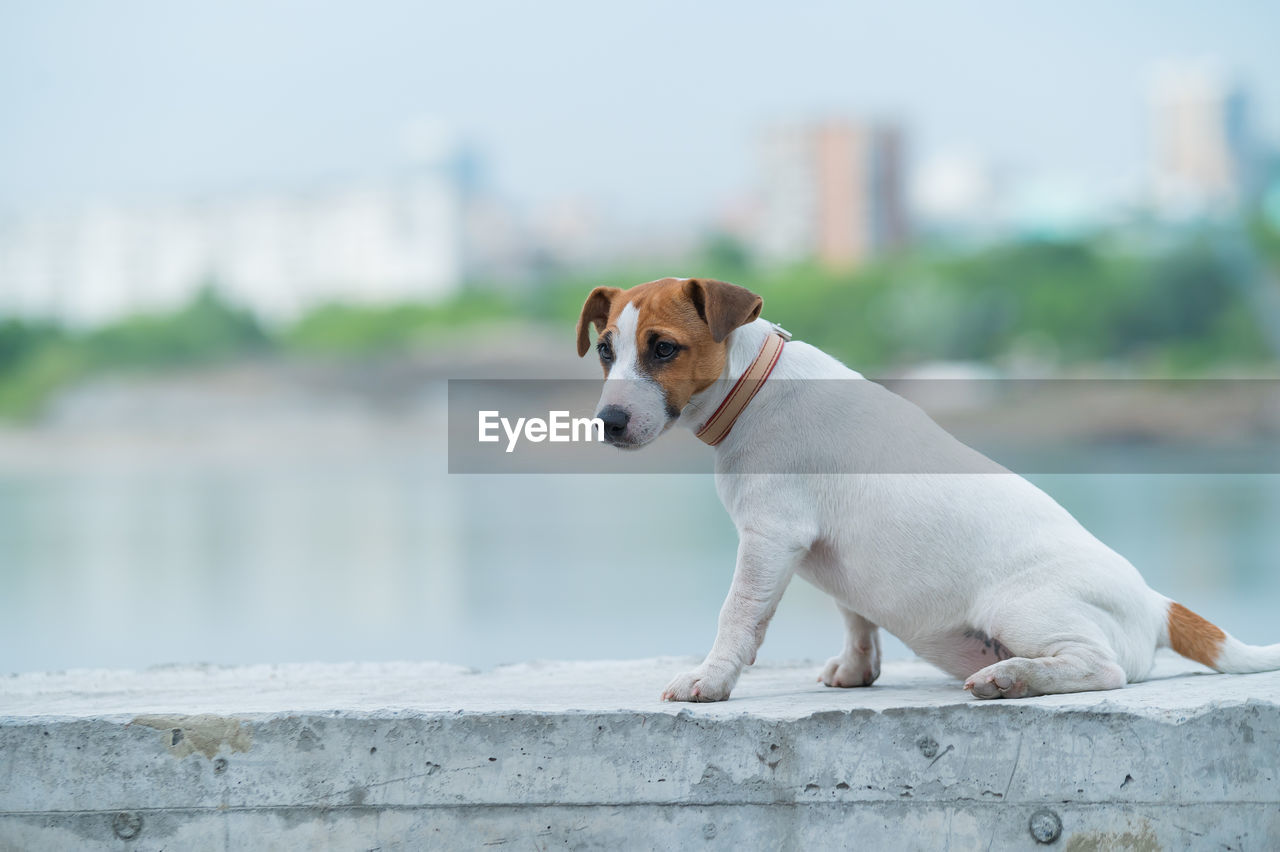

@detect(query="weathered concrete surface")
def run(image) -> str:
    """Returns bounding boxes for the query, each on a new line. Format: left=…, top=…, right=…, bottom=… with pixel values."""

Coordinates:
left=2, top=654, right=1278, bottom=850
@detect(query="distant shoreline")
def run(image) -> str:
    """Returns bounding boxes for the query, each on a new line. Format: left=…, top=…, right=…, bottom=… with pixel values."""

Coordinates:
left=1, top=349, right=1276, bottom=475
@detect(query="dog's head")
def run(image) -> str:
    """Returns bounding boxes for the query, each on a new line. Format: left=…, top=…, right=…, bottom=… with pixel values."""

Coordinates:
left=575, top=277, right=763, bottom=448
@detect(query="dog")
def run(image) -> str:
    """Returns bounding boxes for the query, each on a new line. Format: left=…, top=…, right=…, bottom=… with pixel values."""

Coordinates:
left=576, top=276, right=1280, bottom=701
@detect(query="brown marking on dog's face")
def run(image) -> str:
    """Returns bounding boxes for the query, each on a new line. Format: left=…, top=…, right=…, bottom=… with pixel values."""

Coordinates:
left=578, top=277, right=761, bottom=401
left=573, top=277, right=763, bottom=446
left=1168, top=602, right=1226, bottom=668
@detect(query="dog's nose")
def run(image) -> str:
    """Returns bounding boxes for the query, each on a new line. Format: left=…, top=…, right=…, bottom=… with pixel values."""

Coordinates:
left=598, top=405, right=630, bottom=439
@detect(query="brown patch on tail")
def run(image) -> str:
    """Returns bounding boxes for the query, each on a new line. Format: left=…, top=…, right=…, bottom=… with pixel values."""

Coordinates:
left=1168, top=602, right=1226, bottom=668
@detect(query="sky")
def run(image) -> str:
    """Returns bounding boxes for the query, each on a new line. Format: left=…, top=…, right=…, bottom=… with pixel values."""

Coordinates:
left=2, top=1, right=1279, bottom=224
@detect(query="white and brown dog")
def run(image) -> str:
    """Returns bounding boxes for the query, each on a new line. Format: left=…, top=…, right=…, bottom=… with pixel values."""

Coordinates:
left=576, top=276, right=1280, bottom=701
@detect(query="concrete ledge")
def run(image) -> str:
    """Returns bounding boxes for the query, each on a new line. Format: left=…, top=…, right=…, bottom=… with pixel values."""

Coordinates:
left=2, top=656, right=1278, bottom=850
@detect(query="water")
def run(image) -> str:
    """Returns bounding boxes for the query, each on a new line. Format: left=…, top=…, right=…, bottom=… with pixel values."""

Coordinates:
left=2, top=438, right=1278, bottom=675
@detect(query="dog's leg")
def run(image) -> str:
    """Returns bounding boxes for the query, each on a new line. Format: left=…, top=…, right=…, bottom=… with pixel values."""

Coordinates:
left=662, top=531, right=801, bottom=702
left=964, top=644, right=1126, bottom=699
left=819, top=605, right=881, bottom=687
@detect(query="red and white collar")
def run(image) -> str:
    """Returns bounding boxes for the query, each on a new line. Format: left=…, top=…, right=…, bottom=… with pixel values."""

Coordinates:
left=695, top=324, right=789, bottom=447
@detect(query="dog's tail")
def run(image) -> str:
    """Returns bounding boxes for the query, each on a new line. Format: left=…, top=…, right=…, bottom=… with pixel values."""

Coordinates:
left=1159, top=600, right=1280, bottom=674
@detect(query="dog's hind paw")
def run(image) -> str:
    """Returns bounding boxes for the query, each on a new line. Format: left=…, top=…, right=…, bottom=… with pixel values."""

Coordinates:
left=661, top=667, right=734, bottom=702
left=964, top=661, right=1029, bottom=699
left=818, top=653, right=879, bottom=688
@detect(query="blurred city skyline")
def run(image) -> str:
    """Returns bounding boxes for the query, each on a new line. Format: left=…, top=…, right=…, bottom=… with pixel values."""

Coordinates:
left=3, top=3, right=1280, bottom=327
left=4, top=2, right=1279, bottom=222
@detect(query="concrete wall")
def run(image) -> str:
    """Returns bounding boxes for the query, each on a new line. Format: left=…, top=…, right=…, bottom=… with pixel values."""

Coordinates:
left=2, top=657, right=1277, bottom=850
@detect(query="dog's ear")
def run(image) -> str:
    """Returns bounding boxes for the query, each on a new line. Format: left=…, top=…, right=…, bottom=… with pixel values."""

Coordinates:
left=576, top=286, right=621, bottom=357
left=685, top=278, right=763, bottom=343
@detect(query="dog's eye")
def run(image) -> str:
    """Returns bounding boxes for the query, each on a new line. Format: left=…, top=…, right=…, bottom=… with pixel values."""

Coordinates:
left=654, top=341, right=676, bottom=360
left=597, top=342, right=614, bottom=363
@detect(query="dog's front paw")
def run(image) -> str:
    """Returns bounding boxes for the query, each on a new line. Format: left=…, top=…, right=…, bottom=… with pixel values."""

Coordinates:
left=661, top=667, right=734, bottom=702
left=819, top=651, right=880, bottom=688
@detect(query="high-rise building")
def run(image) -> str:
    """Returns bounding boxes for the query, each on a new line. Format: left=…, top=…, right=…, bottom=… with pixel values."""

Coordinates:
left=1149, top=62, right=1255, bottom=217
left=757, top=120, right=908, bottom=269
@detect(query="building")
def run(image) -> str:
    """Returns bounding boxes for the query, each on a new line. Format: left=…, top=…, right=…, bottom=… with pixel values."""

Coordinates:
left=1149, top=62, right=1256, bottom=217
left=0, top=140, right=475, bottom=326
left=756, top=120, right=908, bottom=269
